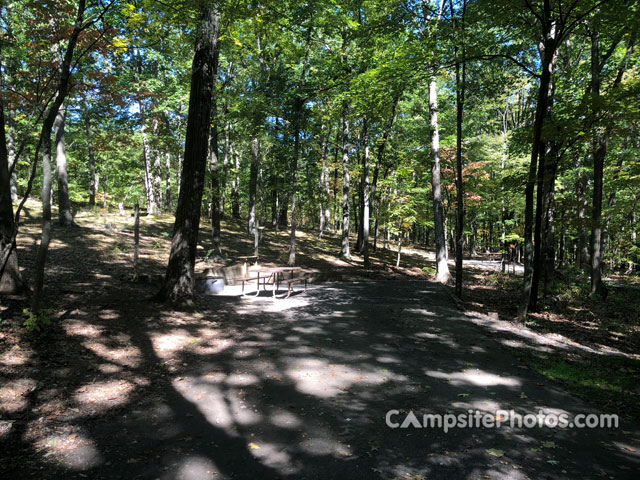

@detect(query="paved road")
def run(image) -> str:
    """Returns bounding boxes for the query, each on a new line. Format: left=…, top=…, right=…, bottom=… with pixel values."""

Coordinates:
left=3, top=281, right=638, bottom=479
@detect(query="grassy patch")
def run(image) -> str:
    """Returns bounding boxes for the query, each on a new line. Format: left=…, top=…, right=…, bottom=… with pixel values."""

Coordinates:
left=521, top=352, right=640, bottom=419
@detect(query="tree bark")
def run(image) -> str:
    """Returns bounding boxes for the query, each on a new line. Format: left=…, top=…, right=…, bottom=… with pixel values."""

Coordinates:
left=0, top=77, right=23, bottom=293
left=574, top=152, right=590, bottom=268
left=361, top=119, right=371, bottom=267
left=340, top=104, right=350, bottom=258
left=452, top=0, right=466, bottom=297
left=156, top=5, right=220, bottom=304
left=54, top=105, right=74, bottom=226
left=288, top=98, right=303, bottom=266
left=356, top=117, right=368, bottom=252
left=518, top=16, right=557, bottom=320
left=248, top=137, right=260, bottom=235
left=32, top=0, right=87, bottom=312
left=82, top=101, right=97, bottom=207
left=430, top=79, right=451, bottom=284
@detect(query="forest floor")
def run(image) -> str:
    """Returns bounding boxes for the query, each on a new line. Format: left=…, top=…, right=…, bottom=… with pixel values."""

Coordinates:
left=1, top=199, right=639, bottom=479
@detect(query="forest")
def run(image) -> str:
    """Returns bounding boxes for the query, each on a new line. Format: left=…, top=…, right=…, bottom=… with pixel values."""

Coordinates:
left=1, top=1, right=639, bottom=479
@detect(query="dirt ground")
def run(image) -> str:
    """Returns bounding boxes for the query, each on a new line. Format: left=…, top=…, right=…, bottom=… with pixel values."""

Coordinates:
left=1, top=201, right=639, bottom=479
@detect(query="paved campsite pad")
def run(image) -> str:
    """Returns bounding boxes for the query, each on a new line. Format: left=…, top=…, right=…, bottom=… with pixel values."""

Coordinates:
left=1, top=280, right=639, bottom=479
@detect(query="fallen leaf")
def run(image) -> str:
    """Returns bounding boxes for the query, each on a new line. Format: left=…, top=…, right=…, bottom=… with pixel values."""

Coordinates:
left=485, top=448, right=504, bottom=457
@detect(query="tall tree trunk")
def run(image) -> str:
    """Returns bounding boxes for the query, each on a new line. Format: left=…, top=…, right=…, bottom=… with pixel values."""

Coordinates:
left=574, top=151, right=590, bottom=268
left=54, top=105, right=74, bottom=226
left=541, top=146, right=559, bottom=296
left=210, top=132, right=222, bottom=256
left=340, top=104, right=350, bottom=258
left=452, top=0, right=466, bottom=297
left=288, top=100, right=303, bottom=266
left=518, top=17, right=557, bottom=320
left=430, top=79, right=451, bottom=284
left=319, top=128, right=331, bottom=237
left=356, top=117, right=368, bottom=252
left=231, top=145, right=240, bottom=219
left=32, top=0, right=87, bottom=313
left=140, top=108, right=157, bottom=215
left=361, top=120, right=371, bottom=267
left=82, top=101, right=97, bottom=207
left=248, top=137, right=259, bottom=235
left=0, top=79, right=23, bottom=293
left=7, top=115, right=17, bottom=202
left=590, top=27, right=608, bottom=298
left=156, top=5, right=220, bottom=304
left=209, top=31, right=222, bottom=257
left=164, top=151, right=171, bottom=210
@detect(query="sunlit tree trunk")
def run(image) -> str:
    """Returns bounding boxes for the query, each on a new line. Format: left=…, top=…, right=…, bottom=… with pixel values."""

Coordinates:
left=248, top=136, right=259, bottom=235
left=430, top=79, right=451, bottom=284
left=340, top=104, right=350, bottom=258
left=32, top=0, right=87, bottom=312
left=54, top=105, right=74, bottom=226
left=82, top=101, right=97, bottom=207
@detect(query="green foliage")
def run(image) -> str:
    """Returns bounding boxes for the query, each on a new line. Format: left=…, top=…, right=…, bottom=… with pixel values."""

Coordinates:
left=23, top=308, right=52, bottom=334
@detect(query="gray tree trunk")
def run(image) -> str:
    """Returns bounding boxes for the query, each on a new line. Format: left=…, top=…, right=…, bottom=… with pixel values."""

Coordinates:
left=82, top=101, right=97, bottom=206
left=430, top=79, right=451, bottom=284
left=248, top=137, right=259, bottom=235
left=54, top=105, right=74, bottom=226
left=340, top=105, right=350, bottom=258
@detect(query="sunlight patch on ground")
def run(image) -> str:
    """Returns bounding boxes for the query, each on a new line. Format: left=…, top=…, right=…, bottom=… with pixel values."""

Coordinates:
left=172, top=378, right=235, bottom=429
left=82, top=341, right=141, bottom=368
left=285, top=357, right=402, bottom=398
left=0, top=378, right=36, bottom=413
left=298, top=435, right=352, bottom=458
left=63, top=319, right=104, bottom=337
left=425, top=369, right=521, bottom=388
left=170, top=456, right=219, bottom=480
left=269, top=409, right=303, bottom=429
left=152, top=329, right=231, bottom=360
left=247, top=441, right=299, bottom=474
left=0, top=345, right=32, bottom=366
left=39, top=432, right=102, bottom=470
left=74, top=379, right=135, bottom=413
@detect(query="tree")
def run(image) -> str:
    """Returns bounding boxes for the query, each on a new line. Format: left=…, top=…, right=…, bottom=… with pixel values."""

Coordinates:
left=156, top=4, right=220, bottom=304
left=0, top=67, right=23, bottom=293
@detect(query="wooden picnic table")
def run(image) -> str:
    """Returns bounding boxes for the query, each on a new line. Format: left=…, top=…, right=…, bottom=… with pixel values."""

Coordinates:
left=240, top=266, right=308, bottom=298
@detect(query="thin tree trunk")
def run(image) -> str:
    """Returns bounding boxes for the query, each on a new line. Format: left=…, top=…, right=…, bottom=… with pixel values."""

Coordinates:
left=248, top=137, right=260, bottom=235
left=32, top=0, right=87, bottom=312
left=356, top=117, right=368, bottom=252
left=430, top=79, right=451, bottom=284
left=7, top=116, right=17, bottom=202
left=452, top=0, right=466, bottom=297
left=82, top=101, right=97, bottom=207
left=165, top=151, right=171, bottom=210
left=54, top=105, right=74, bottom=226
left=231, top=145, right=240, bottom=219
left=209, top=28, right=222, bottom=258
left=140, top=108, right=157, bottom=215
left=361, top=120, right=371, bottom=267
left=340, top=104, right=350, bottom=258
left=518, top=17, right=557, bottom=320
left=156, top=5, right=220, bottom=304
left=288, top=100, right=303, bottom=266
left=319, top=128, right=331, bottom=237
left=574, top=152, right=590, bottom=268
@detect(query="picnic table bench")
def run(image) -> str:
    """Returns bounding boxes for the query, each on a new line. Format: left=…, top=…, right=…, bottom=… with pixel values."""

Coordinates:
left=239, top=266, right=310, bottom=298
